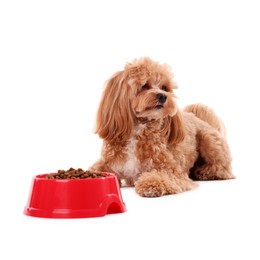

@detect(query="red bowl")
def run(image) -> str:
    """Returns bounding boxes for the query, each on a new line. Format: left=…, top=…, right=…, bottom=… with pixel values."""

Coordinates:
left=24, top=172, right=126, bottom=218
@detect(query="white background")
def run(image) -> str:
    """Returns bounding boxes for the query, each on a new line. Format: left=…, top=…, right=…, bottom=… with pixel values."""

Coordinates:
left=1, top=0, right=260, bottom=259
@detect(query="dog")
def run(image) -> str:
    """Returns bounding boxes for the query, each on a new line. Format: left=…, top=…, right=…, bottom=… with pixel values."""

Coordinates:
left=90, top=57, right=234, bottom=197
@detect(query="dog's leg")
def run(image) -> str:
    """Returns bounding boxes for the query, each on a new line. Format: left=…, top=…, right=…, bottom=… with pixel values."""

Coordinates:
left=135, top=170, right=197, bottom=197
left=193, top=129, right=235, bottom=180
left=89, top=158, right=107, bottom=172
left=89, top=159, right=125, bottom=186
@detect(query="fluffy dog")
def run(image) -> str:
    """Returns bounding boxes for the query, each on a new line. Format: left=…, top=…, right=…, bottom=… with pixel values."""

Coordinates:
left=90, top=57, right=234, bottom=197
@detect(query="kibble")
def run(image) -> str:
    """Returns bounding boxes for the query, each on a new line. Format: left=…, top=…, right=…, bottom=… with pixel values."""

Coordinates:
left=45, top=167, right=106, bottom=179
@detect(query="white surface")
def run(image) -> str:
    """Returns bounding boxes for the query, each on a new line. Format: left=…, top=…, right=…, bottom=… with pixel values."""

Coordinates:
left=1, top=1, right=260, bottom=259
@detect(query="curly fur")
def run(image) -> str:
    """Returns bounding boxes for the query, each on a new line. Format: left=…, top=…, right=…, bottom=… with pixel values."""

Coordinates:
left=90, top=57, right=234, bottom=197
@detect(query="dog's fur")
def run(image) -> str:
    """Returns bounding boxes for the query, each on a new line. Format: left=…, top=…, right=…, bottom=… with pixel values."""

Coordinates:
left=90, top=57, right=234, bottom=197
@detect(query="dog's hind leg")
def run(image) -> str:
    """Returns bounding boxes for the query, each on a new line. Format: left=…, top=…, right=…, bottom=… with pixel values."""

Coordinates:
left=185, top=103, right=234, bottom=180
left=192, top=129, right=235, bottom=180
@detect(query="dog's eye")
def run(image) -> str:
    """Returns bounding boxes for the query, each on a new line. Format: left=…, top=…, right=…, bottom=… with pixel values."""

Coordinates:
left=141, top=83, right=150, bottom=90
left=161, top=85, right=168, bottom=91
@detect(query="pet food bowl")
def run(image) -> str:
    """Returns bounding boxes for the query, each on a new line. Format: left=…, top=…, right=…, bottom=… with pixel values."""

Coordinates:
left=24, top=172, right=126, bottom=218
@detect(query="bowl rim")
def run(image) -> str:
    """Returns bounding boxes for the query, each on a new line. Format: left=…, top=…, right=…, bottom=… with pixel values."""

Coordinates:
left=36, top=172, right=117, bottom=181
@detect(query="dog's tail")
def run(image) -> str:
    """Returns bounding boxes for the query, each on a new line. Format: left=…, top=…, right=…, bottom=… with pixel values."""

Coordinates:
left=183, top=103, right=226, bottom=136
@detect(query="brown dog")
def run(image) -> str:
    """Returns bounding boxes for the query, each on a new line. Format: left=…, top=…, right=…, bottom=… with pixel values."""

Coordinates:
left=90, top=57, right=234, bottom=197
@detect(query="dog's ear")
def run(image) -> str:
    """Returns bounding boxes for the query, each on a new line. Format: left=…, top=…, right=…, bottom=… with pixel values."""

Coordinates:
left=167, top=110, right=185, bottom=144
left=94, top=71, right=134, bottom=142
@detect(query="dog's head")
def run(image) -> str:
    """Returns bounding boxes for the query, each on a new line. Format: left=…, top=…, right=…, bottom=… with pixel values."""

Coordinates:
left=95, top=57, right=185, bottom=143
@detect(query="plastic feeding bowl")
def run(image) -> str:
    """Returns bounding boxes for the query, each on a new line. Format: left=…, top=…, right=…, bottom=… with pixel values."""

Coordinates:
left=24, top=172, right=126, bottom=218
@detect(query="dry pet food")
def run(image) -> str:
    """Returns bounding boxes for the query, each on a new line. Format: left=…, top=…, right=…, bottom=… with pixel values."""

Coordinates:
left=45, top=167, right=106, bottom=179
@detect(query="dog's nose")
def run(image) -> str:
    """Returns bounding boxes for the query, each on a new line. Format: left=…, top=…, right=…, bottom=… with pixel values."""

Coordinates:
left=156, top=93, right=167, bottom=104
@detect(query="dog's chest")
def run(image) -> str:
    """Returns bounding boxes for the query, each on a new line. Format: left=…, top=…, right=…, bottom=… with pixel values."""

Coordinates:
left=111, top=126, right=149, bottom=179
left=122, top=136, right=140, bottom=177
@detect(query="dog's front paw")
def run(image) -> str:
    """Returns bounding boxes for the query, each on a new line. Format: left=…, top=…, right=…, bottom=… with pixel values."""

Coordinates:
left=135, top=172, right=168, bottom=197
